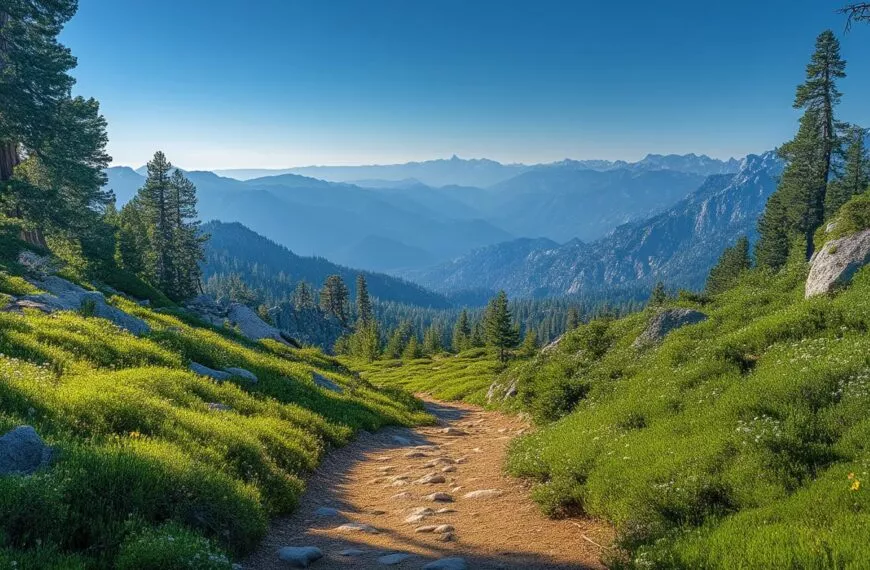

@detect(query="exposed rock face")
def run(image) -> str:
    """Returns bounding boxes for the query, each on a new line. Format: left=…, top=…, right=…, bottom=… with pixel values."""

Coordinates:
left=9, top=276, right=150, bottom=335
left=186, top=295, right=293, bottom=346
left=806, top=229, right=870, bottom=298
left=224, top=367, right=258, bottom=383
left=486, top=378, right=518, bottom=404
left=17, top=251, right=56, bottom=277
left=634, top=308, right=707, bottom=346
left=0, top=426, right=52, bottom=475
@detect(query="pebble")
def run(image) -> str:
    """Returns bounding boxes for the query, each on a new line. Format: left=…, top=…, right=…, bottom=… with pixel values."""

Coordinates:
left=336, top=522, right=379, bottom=534
left=410, top=507, right=435, bottom=515
left=441, top=427, right=468, bottom=436
left=415, top=525, right=438, bottom=533
left=441, top=465, right=457, bottom=473
left=405, top=451, right=428, bottom=458
left=391, top=492, right=413, bottom=500
left=277, top=546, right=323, bottom=568
left=451, top=486, right=462, bottom=493
left=437, top=532, right=455, bottom=542
left=463, top=489, right=503, bottom=499
left=313, top=506, right=341, bottom=517
left=378, top=553, right=415, bottom=565
left=404, top=513, right=429, bottom=524
left=434, top=524, right=454, bottom=533
left=436, top=507, right=456, bottom=514
left=425, top=492, right=453, bottom=502
left=423, top=556, right=467, bottom=569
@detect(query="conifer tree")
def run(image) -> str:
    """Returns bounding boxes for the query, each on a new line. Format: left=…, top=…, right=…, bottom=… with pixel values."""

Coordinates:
left=827, top=125, right=870, bottom=216
left=349, top=320, right=381, bottom=361
left=402, top=334, right=422, bottom=360
left=566, top=306, right=580, bottom=331
left=518, top=329, right=539, bottom=358
left=139, top=151, right=175, bottom=292
left=320, top=274, right=350, bottom=324
left=292, top=281, right=315, bottom=309
left=167, top=169, right=205, bottom=299
left=422, top=324, right=442, bottom=356
left=471, top=321, right=485, bottom=348
left=355, top=274, right=373, bottom=326
left=1, top=2, right=111, bottom=244
left=484, top=291, right=519, bottom=363
left=452, top=310, right=472, bottom=352
left=706, top=236, right=751, bottom=294
left=650, top=281, right=667, bottom=306
left=385, top=321, right=412, bottom=359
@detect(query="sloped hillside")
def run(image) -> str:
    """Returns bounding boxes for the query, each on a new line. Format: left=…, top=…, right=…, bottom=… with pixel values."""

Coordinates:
left=505, top=257, right=870, bottom=567
left=0, top=222, right=427, bottom=569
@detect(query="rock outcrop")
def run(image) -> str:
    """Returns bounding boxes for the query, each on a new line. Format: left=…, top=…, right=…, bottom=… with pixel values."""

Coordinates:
left=806, top=229, right=870, bottom=298
left=8, top=276, right=150, bottom=335
left=634, top=308, right=707, bottom=346
left=486, top=377, right=518, bottom=404
left=188, top=362, right=232, bottom=381
left=185, top=295, right=292, bottom=346
left=0, top=426, right=52, bottom=475
left=313, top=372, right=343, bottom=393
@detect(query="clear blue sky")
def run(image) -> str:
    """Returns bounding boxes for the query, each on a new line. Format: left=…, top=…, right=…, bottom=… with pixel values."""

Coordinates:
left=61, top=0, right=870, bottom=169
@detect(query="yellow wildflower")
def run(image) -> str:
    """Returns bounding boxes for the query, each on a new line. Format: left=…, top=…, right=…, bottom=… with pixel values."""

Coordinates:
left=851, top=480, right=861, bottom=492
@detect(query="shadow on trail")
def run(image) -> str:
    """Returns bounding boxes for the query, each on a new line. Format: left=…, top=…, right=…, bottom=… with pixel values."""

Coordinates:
left=242, top=400, right=604, bottom=570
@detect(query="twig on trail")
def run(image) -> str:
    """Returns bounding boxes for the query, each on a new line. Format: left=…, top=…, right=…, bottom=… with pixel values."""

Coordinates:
left=571, top=522, right=613, bottom=551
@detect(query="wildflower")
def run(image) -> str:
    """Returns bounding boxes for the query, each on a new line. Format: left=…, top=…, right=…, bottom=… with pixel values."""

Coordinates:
left=851, top=480, right=861, bottom=492
left=129, top=431, right=141, bottom=439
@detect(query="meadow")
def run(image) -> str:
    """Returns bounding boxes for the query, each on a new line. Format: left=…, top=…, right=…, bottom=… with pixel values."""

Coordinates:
left=0, top=231, right=427, bottom=569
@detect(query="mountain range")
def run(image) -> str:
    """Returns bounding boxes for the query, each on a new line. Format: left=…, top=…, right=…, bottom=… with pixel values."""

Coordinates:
left=105, top=153, right=741, bottom=273
left=405, top=152, right=783, bottom=298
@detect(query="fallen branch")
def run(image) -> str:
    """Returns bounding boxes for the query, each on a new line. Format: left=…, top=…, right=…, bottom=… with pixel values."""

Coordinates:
left=571, top=521, right=614, bottom=551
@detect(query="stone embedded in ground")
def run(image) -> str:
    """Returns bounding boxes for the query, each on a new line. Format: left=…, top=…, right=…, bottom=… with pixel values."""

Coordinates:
left=0, top=425, right=52, bottom=475
left=404, top=451, right=428, bottom=458
left=806, top=229, right=870, bottom=297
left=463, top=489, right=503, bottom=499
left=415, top=525, right=438, bottom=533
left=206, top=402, right=232, bottom=412
left=223, top=366, right=258, bottom=383
left=440, top=427, right=468, bottom=436
left=425, top=492, right=453, bottom=502
left=441, top=465, right=457, bottom=473
left=367, top=509, right=386, bottom=515
left=434, top=524, right=454, bottom=533
left=437, top=532, right=455, bottom=542
left=416, top=473, right=446, bottom=484
left=451, top=486, right=462, bottom=493
left=454, top=457, right=467, bottom=464
left=313, top=372, right=343, bottom=393
left=414, top=445, right=439, bottom=450
left=313, top=506, right=341, bottom=517
left=391, top=480, right=408, bottom=487
left=339, top=549, right=366, bottom=557
left=391, top=435, right=411, bottom=445
left=189, top=361, right=232, bottom=381
left=336, top=522, right=379, bottom=534
left=436, top=507, right=456, bottom=514
left=390, top=492, right=413, bottom=500
left=377, top=553, right=415, bottom=565
left=405, top=513, right=432, bottom=524
left=378, top=465, right=394, bottom=472
left=423, top=557, right=467, bottom=570
left=410, top=507, right=435, bottom=515
left=276, top=546, right=323, bottom=568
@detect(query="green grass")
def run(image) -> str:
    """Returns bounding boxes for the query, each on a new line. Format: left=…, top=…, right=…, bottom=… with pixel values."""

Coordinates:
left=0, top=234, right=428, bottom=568
left=351, top=348, right=502, bottom=405
left=503, top=262, right=870, bottom=568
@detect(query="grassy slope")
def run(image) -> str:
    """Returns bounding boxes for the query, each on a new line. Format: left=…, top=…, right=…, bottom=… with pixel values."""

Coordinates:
left=351, top=348, right=501, bottom=405
left=0, top=228, right=427, bottom=569
left=507, top=262, right=870, bottom=568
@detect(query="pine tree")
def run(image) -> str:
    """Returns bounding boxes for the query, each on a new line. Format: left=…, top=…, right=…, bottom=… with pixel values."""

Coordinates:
left=402, top=334, right=422, bottom=360
left=706, top=236, right=751, bottom=294
left=139, top=151, right=175, bottom=292
left=385, top=321, right=412, bottom=359
left=758, top=30, right=846, bottom=264
left=827, top=125, right=870, bottom=217
left=518, top=329, right=539, bottom=358
left=650, top=281, right=667, bottom=306
left=566, top=306, right=580, bottom=331
left=422, top=324, right=442, bottom=356
left=116, top=197, right=149, bottom=275
left=355, top=274, right=373, bottom=326
left=292, top=281, right=315, bottom=309
left=1, top=2, right=111, bottom=244
left=452, top=310, right=472, bottom=352
left=319, top=275, right=350, bottom=324
left=349, top=320, right=381, bottom=362
left=484, top=291, right=519, bottom=363
left=167, top=169, right=205, bottom=300
left=471, top=321, right=485, bottom=348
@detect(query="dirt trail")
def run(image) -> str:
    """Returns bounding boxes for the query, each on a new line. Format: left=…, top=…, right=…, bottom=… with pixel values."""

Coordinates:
left=244, top=398, right=611, bottom=569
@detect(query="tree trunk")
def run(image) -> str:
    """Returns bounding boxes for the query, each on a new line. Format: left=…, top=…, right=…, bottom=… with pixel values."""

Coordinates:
left=0, top=140, right=19, bottom=183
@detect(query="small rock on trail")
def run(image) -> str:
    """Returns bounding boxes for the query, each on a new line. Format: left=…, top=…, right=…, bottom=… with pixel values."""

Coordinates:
left=423, top=558, right=468, bottom=570
left=277, top=546, right=322, bottom=568
left=463, top=489, right=503, bottom=499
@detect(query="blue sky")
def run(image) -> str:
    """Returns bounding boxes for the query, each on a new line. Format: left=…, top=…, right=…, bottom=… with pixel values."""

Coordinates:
left=61, top=0, right=870, bottom=169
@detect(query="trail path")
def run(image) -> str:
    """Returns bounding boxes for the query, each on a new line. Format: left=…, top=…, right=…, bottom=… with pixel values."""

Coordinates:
left=244, top=398, right=611, bottom=569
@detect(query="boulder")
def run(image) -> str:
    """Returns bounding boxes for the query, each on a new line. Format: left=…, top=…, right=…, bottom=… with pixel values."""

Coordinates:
left=189, top=362, right=232, bottom=381
left=13, top=276, right=150, bottom=335
left=0, top=426, right=52, bottom=475
left=17, top=251, right=56, bottom=277
left=276, top=546, right=322, bottom=568
left=226, top=303, right=289, bottom=345
left=806, top=229, right=870, bottom=298
left=486, top=377, right=518, bottom=404
left=206, top=402, right=232, bottom=412
left=634, top=308, right=707, bottom=346
left=223, top=367, right=258, bottom=383
left=313, top=372, right=343, bottom=393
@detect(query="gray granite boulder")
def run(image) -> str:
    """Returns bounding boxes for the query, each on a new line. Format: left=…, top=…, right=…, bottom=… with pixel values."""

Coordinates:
left=806, top=229, right=870, bottom=298
left=0, top=426, right=52, bottom=475
left=634, top=308, right=707, bottom=346
left=189, top=362, right=232, bottom=381
left=223, top=367, right=258, bottom=383
left=276, top=546, right=322, bottom=568
left=313, top=372, right=343, bottom=393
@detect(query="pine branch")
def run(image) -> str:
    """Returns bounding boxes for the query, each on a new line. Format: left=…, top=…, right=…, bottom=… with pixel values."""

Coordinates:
left=839, top=3, right=870, bottom=31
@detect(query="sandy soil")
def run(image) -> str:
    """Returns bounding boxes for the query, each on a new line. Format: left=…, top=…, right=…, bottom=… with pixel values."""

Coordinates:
left=243, top=398, right=612, bottom=569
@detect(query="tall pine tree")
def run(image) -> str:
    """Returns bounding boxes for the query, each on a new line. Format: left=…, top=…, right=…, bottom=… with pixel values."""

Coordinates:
left=355, top=274, right=373, bottom=326
left=706, top=236, right=751, bottom=294
left=452, top=310, right=472, bottom=352
left=484, top=291, right=519, bottom=363
left=139, top=151, right=175, bottom=292
left=320, top=275, right=350, bottom=324
left=827, top=125, right=870, bottom=216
